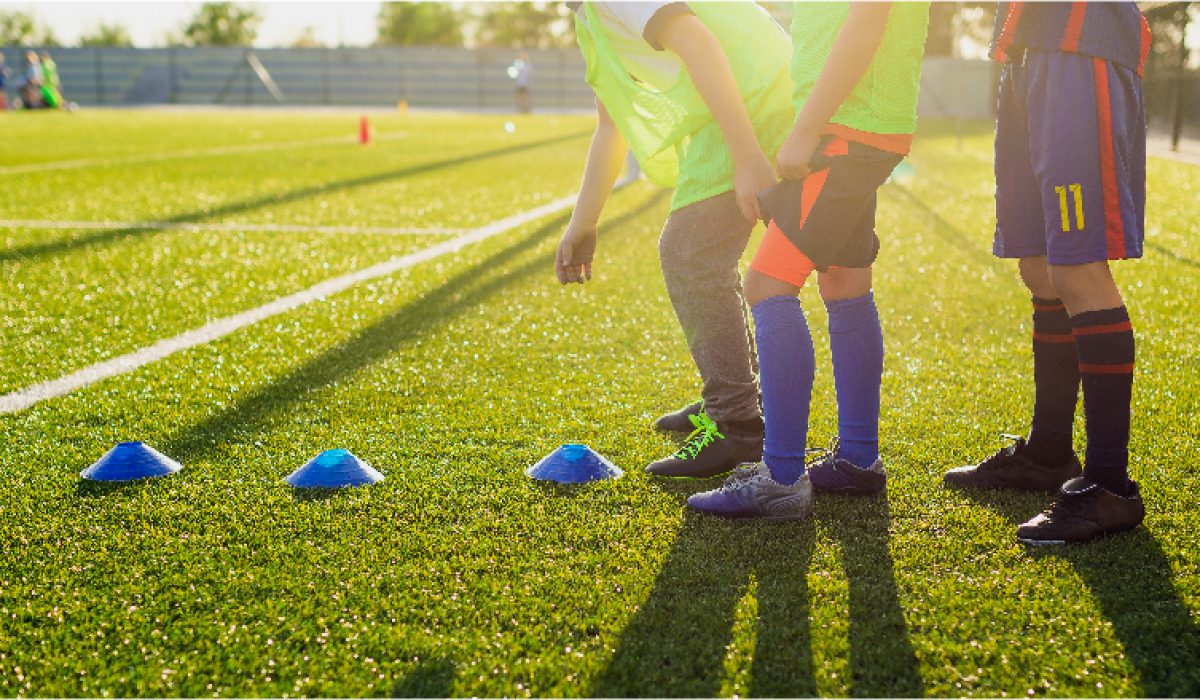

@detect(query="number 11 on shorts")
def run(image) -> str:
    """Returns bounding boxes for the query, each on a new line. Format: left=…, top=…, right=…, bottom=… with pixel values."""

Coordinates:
left=1055, top=183, right=1085, bottom=232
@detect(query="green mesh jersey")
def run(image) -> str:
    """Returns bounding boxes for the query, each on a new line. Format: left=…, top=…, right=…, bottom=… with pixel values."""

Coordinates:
left=577, top=2, right=793, bottom=212
left=791, top=2, right=930, bottom=135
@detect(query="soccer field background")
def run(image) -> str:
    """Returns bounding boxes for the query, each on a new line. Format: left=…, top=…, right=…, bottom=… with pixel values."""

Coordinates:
left=0, top=110, right=1197, bottom=697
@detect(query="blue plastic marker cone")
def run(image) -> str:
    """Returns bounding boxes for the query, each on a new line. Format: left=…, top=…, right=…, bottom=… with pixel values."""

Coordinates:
left=80, top=442, right=183, bottom=482
left=286, top=449, right=383, bottom=488
left=526, top=444, right=623, bottom=483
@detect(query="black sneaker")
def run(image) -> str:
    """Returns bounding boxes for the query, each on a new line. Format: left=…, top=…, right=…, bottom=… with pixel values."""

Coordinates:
left=943, top=435, right=1081, bottom=493
left=1017, top=477, right=1145, bottom=545
left=807, top=440, right=887, bottom=496
left=645, top=413, right=762, bottom=478
left=654, top=400, right=704, bottom=433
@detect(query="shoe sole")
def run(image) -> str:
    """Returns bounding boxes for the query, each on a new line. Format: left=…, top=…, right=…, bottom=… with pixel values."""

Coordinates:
left=812, top=484, right=886, bottom=497
left=1018, top=523, right=1141, bottom=546
left=692, top=509, right=812, bottom=523
left=943, top=476, right=1060, bottom=494
left=645, top=466, right=737, bottom=479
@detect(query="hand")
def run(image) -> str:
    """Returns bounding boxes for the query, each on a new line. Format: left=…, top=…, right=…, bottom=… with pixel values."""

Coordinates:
left=555, top=221, right=597, bottom=284
left=733, top=151, right=778, bottom=223
left=776, top=126, right=822, bottom=181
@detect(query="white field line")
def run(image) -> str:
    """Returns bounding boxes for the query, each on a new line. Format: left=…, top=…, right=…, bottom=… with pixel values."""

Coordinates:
left=0, top=132, right=405, bottom=176
left=0, top=219, right=468, bottom=237
left=0, top=193, right=579, bottom=415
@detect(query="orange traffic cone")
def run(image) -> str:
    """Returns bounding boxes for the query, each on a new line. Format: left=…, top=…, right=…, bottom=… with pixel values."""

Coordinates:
left=359, top=115, right=371, bottom=145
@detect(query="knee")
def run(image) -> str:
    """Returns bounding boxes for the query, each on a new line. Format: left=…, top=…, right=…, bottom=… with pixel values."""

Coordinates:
left=817, top=267, right=872, bottom=302
left=1047, top=262, right=1122, bottom=313
left=745, top=269, right=799, bottom=308
left=1017, top=256, right=1058, bottom=299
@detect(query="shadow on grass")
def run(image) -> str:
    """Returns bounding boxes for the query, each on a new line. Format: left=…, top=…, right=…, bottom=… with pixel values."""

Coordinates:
left=588, top=509, right=817, bottom=697
left=389, top=656, right=458, bottom=698
left=817, top=493, right=924, bottom=697
left=0, top=130, right=590, bottom=264
left=959, top=487, right=1200, bottom=696
left=74, top=477, right=153, bottom=499
left=887, top=183, right=995, bottom=266
left=590, top=492, right=920, bottom=697
left=160, top=189, right=669, bottom=467
left=1145, top=241, right=1200, bottom=271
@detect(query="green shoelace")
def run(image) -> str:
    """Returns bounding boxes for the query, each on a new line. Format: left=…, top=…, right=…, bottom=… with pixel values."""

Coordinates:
left=673, top=412, right=725, bottom=460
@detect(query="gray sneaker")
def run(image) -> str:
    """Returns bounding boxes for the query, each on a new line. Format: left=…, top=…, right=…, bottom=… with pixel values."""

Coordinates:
left=686, top=462, right=813, bottom=521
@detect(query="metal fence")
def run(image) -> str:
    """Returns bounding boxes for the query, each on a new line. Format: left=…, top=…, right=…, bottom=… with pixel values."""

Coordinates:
left=2, top=46, right=1001, bottom=119
left=1, top=46, right=596, bottom=110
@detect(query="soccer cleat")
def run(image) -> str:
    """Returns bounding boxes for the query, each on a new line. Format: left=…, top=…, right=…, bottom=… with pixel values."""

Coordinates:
left=943, top=435, right=1081, bottom=493
left=645, top=413, right=762, bottom=478
left=654, top=400, right=704, bottom=433
left=807, top=439, right=887, bottom=495
left=686, top=462, right=813, bottom=521
left=1016, top=477, right=1145, bottom=545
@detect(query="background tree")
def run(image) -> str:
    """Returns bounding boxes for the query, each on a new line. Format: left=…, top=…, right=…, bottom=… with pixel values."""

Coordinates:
left=0, top=10, right=60, bottom=46
left=79, top=23, right=134, bottom=48
left=473, top=2, right=574, bottom=49
left=290, top=27, right=325, bottom=49
left=924, top=2, right=996, bottom=57
left=182, top=3, right=262, bottom=47
left=376, top=3, right=464, bottom=47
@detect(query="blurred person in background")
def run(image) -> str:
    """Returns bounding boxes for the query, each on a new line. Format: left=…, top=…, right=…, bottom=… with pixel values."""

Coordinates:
left=0, top=52, right=9, bottom=111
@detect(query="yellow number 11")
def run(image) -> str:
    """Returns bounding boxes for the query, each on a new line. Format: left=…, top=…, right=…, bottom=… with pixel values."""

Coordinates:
left=1055, top=183, right=1085, bottom=232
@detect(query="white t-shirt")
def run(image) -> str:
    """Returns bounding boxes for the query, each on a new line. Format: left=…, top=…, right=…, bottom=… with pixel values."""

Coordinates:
left=580, top=2, right=692, bottom=91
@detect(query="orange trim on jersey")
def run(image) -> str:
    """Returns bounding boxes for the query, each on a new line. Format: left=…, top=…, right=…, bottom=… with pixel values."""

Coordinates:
left=993, top=2, right=1025, bottom=63
left=1072, top=320, right=1133, bottom=336
left=1033, top=332, right=1075, bottom=343
left=1092, top=58, right=1128, bottom=260
left=1032, top=300, right=1066, bottom=312
left=1079, top=362, right=1135, bottom=374
left=823, top=123, right=913, bottom=156
left=1061, top=2, right=1087, bottom=52
left=1138, top=14, right=1153, bottom=77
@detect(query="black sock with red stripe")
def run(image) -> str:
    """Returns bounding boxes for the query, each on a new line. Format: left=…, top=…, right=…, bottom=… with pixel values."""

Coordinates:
left=1071, top=306, right=1136, bottom=496
left=1024, top=297, right=1079, bottom=467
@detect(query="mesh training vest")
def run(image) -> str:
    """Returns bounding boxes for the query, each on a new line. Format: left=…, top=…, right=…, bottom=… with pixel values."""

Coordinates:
left=576, top=2, right=794, bottom=212
left=791, top=2, right=930, bottom=135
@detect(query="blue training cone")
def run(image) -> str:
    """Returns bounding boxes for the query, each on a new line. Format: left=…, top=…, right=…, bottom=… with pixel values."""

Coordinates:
left=526, top=444, right=623, bottom=483
left=81, top=442, right=183, bottom=482
left=286, top=449, right=383, bottom=489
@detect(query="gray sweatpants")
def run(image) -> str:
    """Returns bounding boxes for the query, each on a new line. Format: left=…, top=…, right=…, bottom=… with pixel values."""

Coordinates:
left=659, top=190, right=761, bottom=425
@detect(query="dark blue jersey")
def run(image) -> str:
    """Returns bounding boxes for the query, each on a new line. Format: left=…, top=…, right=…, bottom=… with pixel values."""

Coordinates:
left=991, top=2, right=1152, bottom=76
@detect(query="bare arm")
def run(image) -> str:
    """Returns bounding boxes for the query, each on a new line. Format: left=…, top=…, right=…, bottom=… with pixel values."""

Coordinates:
left=777, top=2, right=892, bottom=180
left=657, top=13, right=776, bottom=222
left=556, top=98, right=628, bottom=284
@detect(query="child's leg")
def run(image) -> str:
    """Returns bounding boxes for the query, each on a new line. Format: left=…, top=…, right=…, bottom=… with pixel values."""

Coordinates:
left=745, top=267, right=813, bottom=486
left=817, top=267, right=879, bottom=469
left=658, top=191, right=761, bottom=430
left=1049, top=261, right=1135, bottom=496
left=1016, top=256, right=1081, bottom=468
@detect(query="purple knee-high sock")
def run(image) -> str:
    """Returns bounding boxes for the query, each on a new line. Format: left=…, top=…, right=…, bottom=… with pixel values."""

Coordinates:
left=752, top=295, right=815, bottom=485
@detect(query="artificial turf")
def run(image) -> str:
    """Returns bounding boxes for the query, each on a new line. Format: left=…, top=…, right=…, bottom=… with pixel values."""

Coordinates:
left=0, top=111, right=1197, bottom=697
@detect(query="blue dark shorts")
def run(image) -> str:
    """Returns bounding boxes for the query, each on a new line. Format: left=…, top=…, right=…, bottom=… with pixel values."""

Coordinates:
left=994, top=48, right=1146, bottom=264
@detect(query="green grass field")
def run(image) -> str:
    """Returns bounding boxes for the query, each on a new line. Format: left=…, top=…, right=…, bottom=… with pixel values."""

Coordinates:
left=0, top=109, right=1198, bottom=698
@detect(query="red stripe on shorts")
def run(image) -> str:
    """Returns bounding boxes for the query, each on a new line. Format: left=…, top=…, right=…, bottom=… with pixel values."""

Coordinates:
left=1061, top=2, right=1087, bottom=52
left=1092, top=58, right=1128, bottom=260
left=1138, top=15, right=1153, bottom=77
